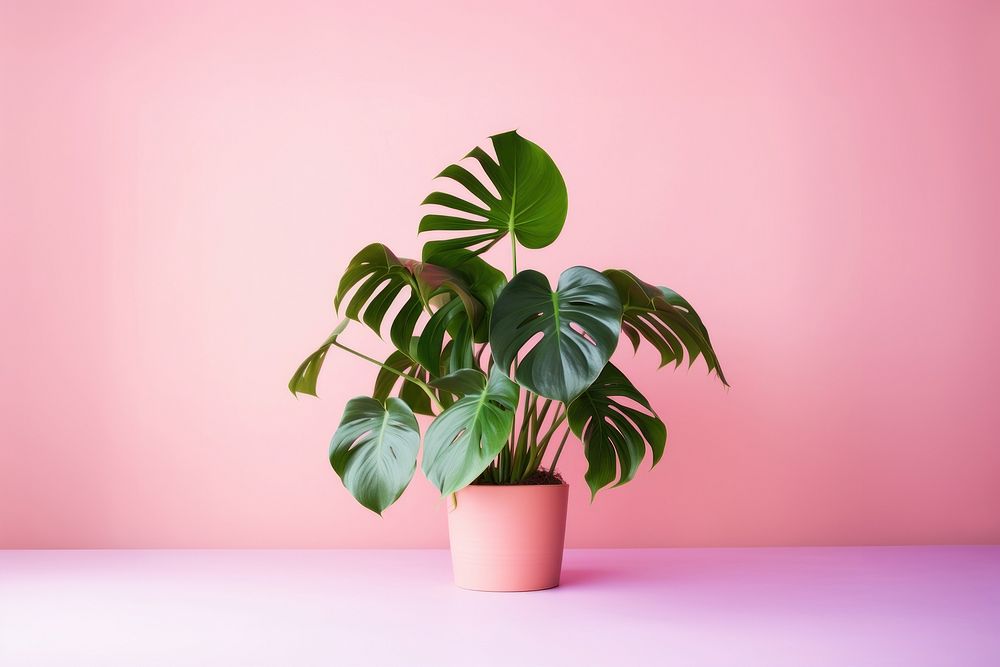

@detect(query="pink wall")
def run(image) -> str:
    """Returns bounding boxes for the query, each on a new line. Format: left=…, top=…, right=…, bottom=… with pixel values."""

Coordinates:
left=2, top=1, right=999, bottom=548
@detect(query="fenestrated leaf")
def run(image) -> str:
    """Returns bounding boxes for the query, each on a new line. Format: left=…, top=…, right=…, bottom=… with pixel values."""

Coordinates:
left=429, top=368, right=488, bottom=397
left=489, top=267, right=623, bottom=402
left=414, top=297, right=469, bottom=376
left=419, top=131, right=567, bottom=260
left=604, top=269, right=728, bottom=386
left=329, top=397, right=421, bottom=514
left=288, top=319, right=349, bottom=397
left=567, top=363, right=667, bottom=499
left=421, top=367, right=519, bottom=495
left=335, top=243, right=483, bottom=373
left=423, top=248, right=507, bottom=343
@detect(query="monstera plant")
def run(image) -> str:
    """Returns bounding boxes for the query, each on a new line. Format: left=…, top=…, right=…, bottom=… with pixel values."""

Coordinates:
left=290, top=130, right=727, bottom=514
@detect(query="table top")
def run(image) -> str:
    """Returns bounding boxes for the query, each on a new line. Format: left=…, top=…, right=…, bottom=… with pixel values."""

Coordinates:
left=2, top=546, right=998, bottom=666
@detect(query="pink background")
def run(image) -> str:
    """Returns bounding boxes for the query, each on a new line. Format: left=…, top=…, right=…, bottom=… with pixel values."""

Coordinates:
left=2, top=1, right=998, bottom=549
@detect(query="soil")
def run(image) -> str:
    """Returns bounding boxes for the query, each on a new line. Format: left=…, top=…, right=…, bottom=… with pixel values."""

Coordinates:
left=472, top=470, right=565, bottom=486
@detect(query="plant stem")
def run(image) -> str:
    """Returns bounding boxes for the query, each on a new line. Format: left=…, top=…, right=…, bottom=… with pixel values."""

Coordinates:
left=512, top=393, right=536, bottom=480
left=510, top=232, right=518, bottom=275
left=518, top=398, right=549, bottom=481
left=332, top=341, right=444, bottom=411
left=499, top=443, right=510, bottom=481
left=539, top=408, right=567, bottom=445
left=530, top=408, right=567, bottom=467
left=548, top=427, right=572, bottom=474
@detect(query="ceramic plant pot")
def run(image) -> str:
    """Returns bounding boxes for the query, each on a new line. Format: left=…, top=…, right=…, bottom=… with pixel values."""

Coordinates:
left=446, top=483, right=569, bottom=592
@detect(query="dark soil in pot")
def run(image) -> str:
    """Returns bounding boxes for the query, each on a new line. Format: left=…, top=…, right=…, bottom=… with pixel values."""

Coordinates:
left=472, top=470, right=565, bottom=486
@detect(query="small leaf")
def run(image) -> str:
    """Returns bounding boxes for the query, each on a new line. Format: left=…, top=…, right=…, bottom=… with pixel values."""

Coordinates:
left=568, top=363, right=667, bottom=498
left=371, top=348, right=437, bottom=416
left=429, top=368, right=488, bottom=397
left=288, top=319, right=349, bottom=397
left=422, top=367, right=519, bottom=495
left=329, top=397, right=421, bottom=514
left=372, top=349, right=417, bottom=403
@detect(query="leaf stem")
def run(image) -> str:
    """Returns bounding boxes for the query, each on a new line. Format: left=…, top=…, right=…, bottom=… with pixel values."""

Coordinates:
left=512, top=392, right=536, bottom=480
left=510, top=232, right=518, bottom=275
left=531, top=408, right=567, bottom=466
left=548, top=427, right=572, bottom=473
left=332, top=340, right=444, bottom=411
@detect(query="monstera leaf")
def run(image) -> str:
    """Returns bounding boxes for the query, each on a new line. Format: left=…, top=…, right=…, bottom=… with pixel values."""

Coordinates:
left=419, top=131, right=568, bottom=260
left=489, top=267, right=623, bottom=402
left=371, top=349, right=436, bottom=415
left=604, top=269, right=727, bottom=386
left=335, top=243, right=483, bottom=373
left=428, top=368, right=492, bottom=397
left=329, top=397, right=421, bottom=514
left=421, top=367, right=519, bottom=495
left=567, top=363, right=667, bottom=498
left=288, top=319, right=349, bottom=397
left=424, top=248, right=507, bottom=342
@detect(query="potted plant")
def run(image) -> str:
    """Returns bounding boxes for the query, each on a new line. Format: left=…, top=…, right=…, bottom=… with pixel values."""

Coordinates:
left=290, top=131, right=727, bottom=591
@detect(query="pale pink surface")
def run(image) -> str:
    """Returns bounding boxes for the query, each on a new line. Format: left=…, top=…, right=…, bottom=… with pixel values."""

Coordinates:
left=1, top=547, right=998, bottom=666
left=2, top=1, right=1000, bottom=548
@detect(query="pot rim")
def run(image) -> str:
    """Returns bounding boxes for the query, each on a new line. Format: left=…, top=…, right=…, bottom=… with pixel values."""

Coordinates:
left=457, top=481, right=569, bottom=492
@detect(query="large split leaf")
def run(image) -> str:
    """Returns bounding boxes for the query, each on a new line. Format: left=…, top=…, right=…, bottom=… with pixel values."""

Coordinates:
left=419, top=131, right=568, bottom=260
left=329, top=397, right=421, bottom=514
left=489, top=267, right=623, bottom=402
left=421, top=367, right=519, bottom=495
left=335, top=243, right=483, bottom=373
left=288, top=319, right=349, bottom=397
left=567, top=363, right=667, bottom=498
left=604, top=269, right=727, bottom=386
left=424, top=248, right=507, bottom=343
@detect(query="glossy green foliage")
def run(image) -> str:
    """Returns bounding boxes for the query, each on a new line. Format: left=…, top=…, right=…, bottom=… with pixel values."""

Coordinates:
left=489, top=267, right=623, bottom=403
left=329, top=397, right=421, bottom=514
left=419, top=131, right=568, bottom=260
left=288, top=319, right=348, bottom=397
left=421, top=367, right=520, bottom=495
left=567, top=363, right=667, bottom=498
left=426, top=249, right=507, bottom=342
left=335, top=243, right=482, bottom=373
left=290, top=131, right=727, bottom=512
left=604, top=269, right=728, bottom=386
left=371, top=349, right=438, bottom=416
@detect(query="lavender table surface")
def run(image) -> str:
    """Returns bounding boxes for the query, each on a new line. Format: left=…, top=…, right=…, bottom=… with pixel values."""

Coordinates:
left=2, top=547, right=998, bottom=666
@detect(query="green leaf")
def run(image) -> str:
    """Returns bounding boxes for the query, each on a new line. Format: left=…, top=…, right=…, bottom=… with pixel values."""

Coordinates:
left=329, top=397, right=421, bottom=514
left=335, top=243, right=483, bottom=373
left=567, top=363, right=667, bottom=498
left=429, top=368, right=488, bottom=397
left=288, top=319, right=349, bottom=397
left=419, top=131, right=568, bottom=259
left=423, top=248, right=507, bottom=343
left=421, top=367, right=519, bottom=495
left=371, top=348, right=435, bottom=416
left=604, top=269, right=728, bottom=386
left=489, top=267, right=623, bottom=402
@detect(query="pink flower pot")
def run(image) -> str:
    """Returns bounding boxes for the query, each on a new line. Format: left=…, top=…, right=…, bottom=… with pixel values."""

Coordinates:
left=446, top=483, right=569, bottom=592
